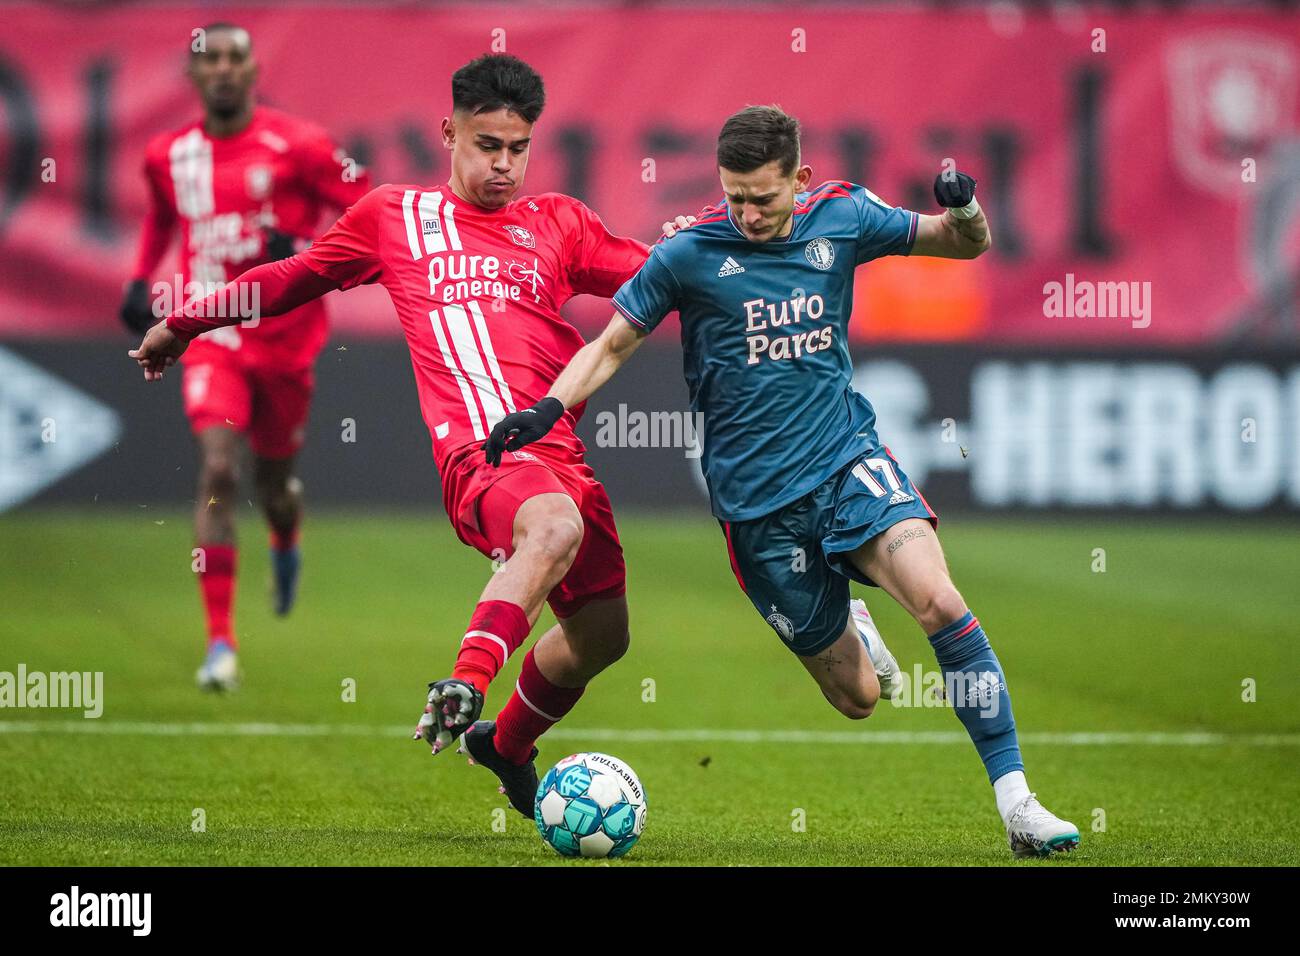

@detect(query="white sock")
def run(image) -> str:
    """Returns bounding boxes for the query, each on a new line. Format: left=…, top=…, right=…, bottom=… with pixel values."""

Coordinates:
left=993, top=770, right=1031, bottom=823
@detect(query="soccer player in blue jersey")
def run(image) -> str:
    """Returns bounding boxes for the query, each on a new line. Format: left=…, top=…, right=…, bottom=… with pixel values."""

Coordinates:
left=483, top=106, right=1079, bottom=858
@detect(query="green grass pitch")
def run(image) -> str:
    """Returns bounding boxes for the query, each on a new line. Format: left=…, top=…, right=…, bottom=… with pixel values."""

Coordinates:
left=1, top=509, right=1297, bottom=866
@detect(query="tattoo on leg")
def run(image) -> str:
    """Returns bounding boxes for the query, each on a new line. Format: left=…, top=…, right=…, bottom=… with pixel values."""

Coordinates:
left=817, top=649, right=843, bottom=672
left=886, top=527, right=928, bottom=554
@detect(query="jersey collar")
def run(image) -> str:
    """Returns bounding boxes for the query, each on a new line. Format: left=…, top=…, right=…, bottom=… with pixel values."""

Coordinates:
left=725, top=200, right=804, bottom=246
left=202, top=104, right=262, bottom=142
left=442, top=182, right=515, bottom=215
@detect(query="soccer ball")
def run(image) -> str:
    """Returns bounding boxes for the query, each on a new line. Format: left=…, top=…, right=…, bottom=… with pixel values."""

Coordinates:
left=534, top=752, right=647, bottom=858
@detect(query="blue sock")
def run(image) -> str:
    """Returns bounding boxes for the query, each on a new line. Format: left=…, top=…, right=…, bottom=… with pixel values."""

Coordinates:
left=927, top=611, right=1023, bottom=783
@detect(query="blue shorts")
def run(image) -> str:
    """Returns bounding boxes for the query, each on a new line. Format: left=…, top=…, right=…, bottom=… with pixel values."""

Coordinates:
left=720, top=447, right=937, bottom=657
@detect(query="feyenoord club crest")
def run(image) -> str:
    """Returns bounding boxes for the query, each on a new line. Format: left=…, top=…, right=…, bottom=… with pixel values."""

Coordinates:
left=766, top=605, right=795, bottom=642
left=245, top=165, right=273, bottom=200
left=1165, top=34, right=1296, bottom=195
left=804, top=237, right=835, bottom=270
left=503, top=224, right=536, bottom=249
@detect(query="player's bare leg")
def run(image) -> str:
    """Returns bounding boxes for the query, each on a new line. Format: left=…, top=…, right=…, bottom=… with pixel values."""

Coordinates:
left=799, top=620, right=880, bottom=719
left=846, top=519, right=964, bottom=630
left=254, top=454, right=303, bottom=616
left=194, top=427, right=243, bottom=691
left=463, top=597, right=630, bottom=814
left=532, top=596, right=629, bottom=687
left=847, top=518, right=1079, bottom=857
left=798, top=598, right=902, bottom=717
left=195, top=427, right=241, bottom=545
left=416, top=491, right=584, bottom=753
left=479, top=492, right=583, bottom=621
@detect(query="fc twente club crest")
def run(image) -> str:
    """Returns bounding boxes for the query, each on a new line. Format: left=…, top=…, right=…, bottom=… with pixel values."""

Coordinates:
left=503, top=224, right=536, bottom=249
left=245, top=165, right=273, bottom=201
left=1165, top=33, right=1296, bottom=195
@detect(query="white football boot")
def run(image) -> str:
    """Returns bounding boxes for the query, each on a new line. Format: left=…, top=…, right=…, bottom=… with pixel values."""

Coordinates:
left=1005, top=793, right=1080, bottom=858
left=850, top=598, right=902, bottom=700
left=196, top=641, right=240, bottom=692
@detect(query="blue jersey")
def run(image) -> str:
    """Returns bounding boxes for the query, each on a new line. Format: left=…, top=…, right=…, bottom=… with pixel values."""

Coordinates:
left=612, top=181, right=918, bottom=522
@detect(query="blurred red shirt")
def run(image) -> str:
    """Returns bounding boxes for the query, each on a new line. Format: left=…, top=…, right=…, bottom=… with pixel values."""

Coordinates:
left=134, top=104, right=369, bottom=369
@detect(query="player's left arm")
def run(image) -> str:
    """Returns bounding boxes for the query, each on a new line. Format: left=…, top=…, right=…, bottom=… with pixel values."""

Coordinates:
left=298, top=127, right=373, bottom=214
left=910, top=171, right=990, bottom=259
left=258, top=128, right=369, bottom=261
left=482, top=314, right=647, bottom=467
left=564, top=199, right=652, bottom=297
left=485, top=224, right=680, bottom=466
left=120, top=154, right=179, bottom=333
left=480, top=198, right=649, bottom=455
left=567, top=198, right=707, bottom=290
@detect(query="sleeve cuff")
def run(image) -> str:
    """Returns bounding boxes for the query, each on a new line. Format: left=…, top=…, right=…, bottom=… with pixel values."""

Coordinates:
left=612, top=298, right=649, bottom=330
left=164, top=313, right=199, bottom=342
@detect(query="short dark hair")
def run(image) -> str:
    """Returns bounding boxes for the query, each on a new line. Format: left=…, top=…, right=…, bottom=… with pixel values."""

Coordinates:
left=192, top=22, right=251, bottom=57
left=451, top=54, right=546, bottom=124
left=716, top=105, right=801, bottom=176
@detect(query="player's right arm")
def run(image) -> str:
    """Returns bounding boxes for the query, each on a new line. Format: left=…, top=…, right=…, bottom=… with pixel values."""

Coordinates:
left=549, top=314, right=646, bottom=409
left=120, top=151, right=179, bottom=334
left=482, top=315, right=646, bottom=466
left=483, top=242, right=681, bottom=466
left=129, top=256, right=343, bottom=380
left=129, top=186, right=386, bottom=381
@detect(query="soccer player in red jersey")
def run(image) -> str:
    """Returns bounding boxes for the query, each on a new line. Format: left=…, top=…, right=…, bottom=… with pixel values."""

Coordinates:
left=120, top=23, right=370, bottom=691
left=130, top=55, right=655, bottom=812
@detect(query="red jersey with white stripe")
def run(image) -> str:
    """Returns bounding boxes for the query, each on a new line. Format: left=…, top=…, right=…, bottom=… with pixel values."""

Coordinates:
left=297, top=183, right=650, bottom=471
left=136, top=105, right=369, bottom=369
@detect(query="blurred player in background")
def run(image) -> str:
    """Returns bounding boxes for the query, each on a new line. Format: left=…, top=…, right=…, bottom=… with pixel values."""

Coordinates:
left=130, top=54, right=656, bottom=815
left=483, top=106, right=1080, bottom=859
left=119, top=23, right=370, bottom=691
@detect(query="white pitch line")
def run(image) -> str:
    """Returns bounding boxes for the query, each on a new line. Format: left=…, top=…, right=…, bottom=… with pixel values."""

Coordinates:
left=0, top=720, right=1297, bottom=747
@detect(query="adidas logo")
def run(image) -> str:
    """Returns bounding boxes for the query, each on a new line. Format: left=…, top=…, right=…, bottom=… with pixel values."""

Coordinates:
left=718, top=256, right=745, bottom=277
left=888, top=490, right=915, bottom=505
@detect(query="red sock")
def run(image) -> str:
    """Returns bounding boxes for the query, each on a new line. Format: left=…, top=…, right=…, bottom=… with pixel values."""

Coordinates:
left=269, top=523, right=300, bottom=552
left=197, top=543, right=237, bottom=651
left=452, top=600, right=530, bottom=693
left=494, top=649, right=585, bottom=764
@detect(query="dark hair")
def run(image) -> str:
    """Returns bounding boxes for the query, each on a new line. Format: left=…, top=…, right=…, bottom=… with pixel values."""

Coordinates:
left=451, top=54, right=546, bottom=124
left=192, top=22, right=251, bottom=57
left=716, top=105, right=801, bottom=176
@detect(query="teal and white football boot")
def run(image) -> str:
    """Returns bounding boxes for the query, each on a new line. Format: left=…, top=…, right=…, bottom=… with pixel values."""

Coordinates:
left=1006, top=794, right=1080, bottom=858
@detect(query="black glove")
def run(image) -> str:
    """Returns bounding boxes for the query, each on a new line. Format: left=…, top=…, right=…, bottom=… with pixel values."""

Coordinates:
left=483, top=397, right=565, bottom=467
left=119, top=279, right=157, bottom=335
left=933, top=171, right=977, bottom=209
left=263, top=228, right=299, bottom=262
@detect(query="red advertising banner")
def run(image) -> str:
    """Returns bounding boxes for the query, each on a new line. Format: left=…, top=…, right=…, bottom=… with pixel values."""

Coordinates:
left=0, top=4, right=1297, bottom=344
